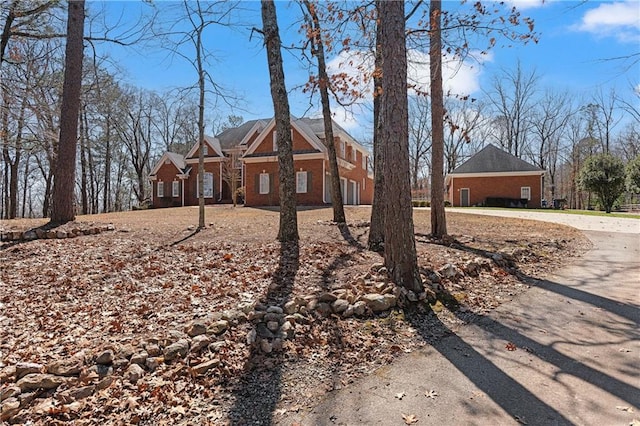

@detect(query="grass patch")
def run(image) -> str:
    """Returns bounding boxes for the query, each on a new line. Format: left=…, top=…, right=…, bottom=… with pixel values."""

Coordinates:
left=462, top=207, right=640, bottom=220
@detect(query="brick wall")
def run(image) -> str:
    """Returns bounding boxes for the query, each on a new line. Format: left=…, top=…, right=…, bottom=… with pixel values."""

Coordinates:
left=449, top=174, right=543, bottom=208
left=245, top=159, right=325, bottom=206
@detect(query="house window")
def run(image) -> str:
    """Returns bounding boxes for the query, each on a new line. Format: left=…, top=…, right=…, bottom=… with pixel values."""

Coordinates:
left=273, top=129, right=294, bottom=151
left=172, top=181, right=179, bottom=197
left=259, top=173, right=270, bottom=194
left=340, top=141, right=346, bottom=158
left=203, top=145, right=208, bottom=156
left=296, top=171, right=308, bottom=193
left=521, top=186, right=531, bottom=200
left=362, top=155, right=367, bottom=170
left=157, top=181, right=164, bottom=198
left=351, top=148, right=357, bottom=162
left=197, top=172, right=214, bottom=198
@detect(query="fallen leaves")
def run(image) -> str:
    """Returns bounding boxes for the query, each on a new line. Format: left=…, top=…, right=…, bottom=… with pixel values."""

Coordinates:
left=506, top=342, right=517, bottom=351
left=402, top=413, right=419, bottom=424
left=0, top=208, right=588, bottom=425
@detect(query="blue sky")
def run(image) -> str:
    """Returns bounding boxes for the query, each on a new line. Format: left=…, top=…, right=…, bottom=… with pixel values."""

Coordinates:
left=92, top=1, right=640, bottom=140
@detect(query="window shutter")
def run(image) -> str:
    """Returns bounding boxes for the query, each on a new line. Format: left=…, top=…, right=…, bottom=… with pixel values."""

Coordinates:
left=307, top=171, right=312, bottom=192
left=269, top=173, right=274, bottom=194
left=255, top=174, right=260, bottom=194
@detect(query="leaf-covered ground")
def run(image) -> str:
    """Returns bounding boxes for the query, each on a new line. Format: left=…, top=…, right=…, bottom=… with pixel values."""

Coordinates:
left=0, top=206, right=590, bottom=425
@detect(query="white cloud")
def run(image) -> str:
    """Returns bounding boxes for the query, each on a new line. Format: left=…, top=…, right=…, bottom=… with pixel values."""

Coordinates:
left=321, top=49, right=492, bottom=140
left=504, top=0, right=548, bottom=11
left=574, top=1, right=640, bottom=43
left=326, top=49, right=491, bottom=101
left=407, top=50, right=493, bottom=97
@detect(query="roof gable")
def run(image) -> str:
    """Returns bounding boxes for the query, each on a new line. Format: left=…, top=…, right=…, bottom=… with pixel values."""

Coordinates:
left=150, top=152, right=187, bottom=176
left=217, top=119, right=269, bottom=150
left=451, top=144, right=543, bottom=174
left=185, top=135, right=224, bottom=159
left=243, top=118, right=326, bottom=156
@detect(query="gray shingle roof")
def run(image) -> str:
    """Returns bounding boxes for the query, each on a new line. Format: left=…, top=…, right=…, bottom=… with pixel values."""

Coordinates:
left=166, top=152, right=186, bottom=171
left=216, top=119, right=268, bottom=149
left=451, top=144, right=543, bottom=174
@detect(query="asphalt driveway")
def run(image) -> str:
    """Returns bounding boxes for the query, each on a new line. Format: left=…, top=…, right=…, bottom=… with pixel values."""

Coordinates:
left=282, top=210, right=640, bottom=425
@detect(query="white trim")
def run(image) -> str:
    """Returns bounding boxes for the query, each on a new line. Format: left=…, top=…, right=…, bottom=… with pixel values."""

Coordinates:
left=219, top=162, right=223, bottom=201
left=197, top=172, right=214, bottom=198
left=322, top=161, right=327, bottom=203
left=181, top=180, right=185, bottom=206
left=172, top=181, right=179, bottom=198
left=521, top=186, right=531, bottom=200
left=239, top=120, right=267, bottom=146
left=185, top=157, right=224, bottom=164
left=259, top=173, right=270, bottom=194
left=157, top=181, right=164, bottom=198
left=243, top=152, right=326, bottom=163
left=150, top=152, right=184, bottom=176
left=185, top=135, right=224, bottom=159
left=243, top=119, right=327, bottom=157
left=445, top=170, right=544, bottom=187
left=296, top=171, right=308, bottom=193
left=338, top=158, right=356, bottom=170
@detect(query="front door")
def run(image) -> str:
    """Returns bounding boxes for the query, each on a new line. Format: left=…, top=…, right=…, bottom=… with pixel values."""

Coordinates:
left=460, top=188, right=469, bottom=207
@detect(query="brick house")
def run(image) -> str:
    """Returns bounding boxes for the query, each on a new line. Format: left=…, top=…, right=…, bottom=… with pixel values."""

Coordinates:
left=149, top=117, right=373, bottom=208
left=445, top=144, right=545, bottom=208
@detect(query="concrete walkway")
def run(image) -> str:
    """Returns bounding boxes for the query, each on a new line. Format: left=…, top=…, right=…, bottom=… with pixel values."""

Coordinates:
left=283, top=211, right=640, bottom=425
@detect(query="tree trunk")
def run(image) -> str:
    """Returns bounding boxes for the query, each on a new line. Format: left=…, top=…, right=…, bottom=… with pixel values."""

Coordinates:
left=261, top=0, right=299, bottom=243
left=79, top=106, right=88, bottom=215
left=378, top=0, right=421, bottom=292
left=50, top=0, right=84, bottom=224
left=368, top=11, right=385, bottom=251
left=303, top=0, right=345, bottom=224
left=429, top=0, right=447, bottom=238
left=196, top=7, right=206, bottom=229
left=103, top=116, right=111, bottom=213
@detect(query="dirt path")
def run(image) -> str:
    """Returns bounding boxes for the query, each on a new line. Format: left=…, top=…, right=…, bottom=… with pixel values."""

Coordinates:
left=281, top=214, right=640, bottom=425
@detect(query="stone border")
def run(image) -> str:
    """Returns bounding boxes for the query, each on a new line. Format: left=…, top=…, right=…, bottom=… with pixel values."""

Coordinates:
left=0, top=224, right=115, bottom=242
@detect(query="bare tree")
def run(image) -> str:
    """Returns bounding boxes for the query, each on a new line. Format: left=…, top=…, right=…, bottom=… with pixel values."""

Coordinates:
left=429, top=0, right=446, bottom=238
left=443, top=98, right=486, bottom=174
left=301, top=0, right=346, bottom=224
left=368, top=8, right=385, bottom=251
left=408, top=95, right=432, bottom=189
left=378, top=0, right=420, bottom=292
left=50, top=0, right=84, bottom=224
left=528, top=89, right=573, bottom=200
left=261, top=0, right=298, bottom=243
left=486, top=61, right=539, bottom=158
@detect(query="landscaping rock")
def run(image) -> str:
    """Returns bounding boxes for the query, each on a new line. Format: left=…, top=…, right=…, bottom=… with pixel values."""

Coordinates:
left=47, top=359, right=82, bottom=376
left=15, top=362, right=43, bottom=379
left=56, top=385, right=95, bottom=403
left=164, top=339, right=189, bottom=361
left=361, top=293, right=396, bottom=313
left=332, top=299, right=349, bottom=314
left=126, top=364, right=144, bottom=384
left=191, top=335, right=211, bottom=352
left=1, top=397, right=20, bottom=422
left=315, top=302, right=332, bottom=317
left=186, top=320, right=208, bottom=337
left=192, top=359, right=220, bottom=375
left=130, top=351, right=148, bottom=366
left=95, top=349, right=114, bottom=365
left=318, top=292, right=338, bottom=303
left=209, top=320, right=229, bottom=335
left=16, top=373, right=64, bottom=392
left=0, top=385, right=20, bottom=402
left=353, top=301, right=367, bottom=316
